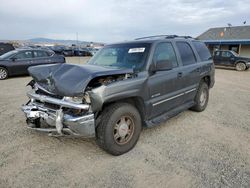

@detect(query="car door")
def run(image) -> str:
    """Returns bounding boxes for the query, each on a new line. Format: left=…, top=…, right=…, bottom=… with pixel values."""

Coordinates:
left=213, top=51, right=221, bottom=65
left=10, top=50, right=33, bottom=75
left=220, top=51, right=234, bottom=66
left=147, top=42, right=183, bottom=119
left=32, top=50, right=52, bottom=66
left=175, top=41, right=201, bottom=104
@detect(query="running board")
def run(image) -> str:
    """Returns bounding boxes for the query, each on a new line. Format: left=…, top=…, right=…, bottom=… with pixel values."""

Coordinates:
left=145, top=101, right=194, bottom=128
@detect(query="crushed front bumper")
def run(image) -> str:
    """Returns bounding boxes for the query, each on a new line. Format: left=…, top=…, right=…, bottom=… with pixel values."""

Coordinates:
left=21, top=91, right=95, bottom=138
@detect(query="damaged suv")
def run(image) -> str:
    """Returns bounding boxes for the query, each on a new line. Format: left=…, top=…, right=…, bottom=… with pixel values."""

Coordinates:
left=22, top=35, right=214, bottom=155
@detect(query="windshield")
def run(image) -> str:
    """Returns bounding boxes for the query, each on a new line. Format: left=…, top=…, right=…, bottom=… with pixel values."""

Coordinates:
left=231, top=51, right=239, bottom=56
left=0, top=50, right=17, bottom=59
left=87, top=43, right=150, bottom=70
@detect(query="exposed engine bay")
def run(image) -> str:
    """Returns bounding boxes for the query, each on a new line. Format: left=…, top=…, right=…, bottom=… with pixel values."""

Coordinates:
left=86, top=73, right=133, bottom=90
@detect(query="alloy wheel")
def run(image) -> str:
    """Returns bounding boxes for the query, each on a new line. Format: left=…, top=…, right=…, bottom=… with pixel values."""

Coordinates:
left=0, top=68, right=7, bottom=80
left=200, top=89, right=207, bottom=107
left=113, top=116, right=135, bottom=145
left=236, top=62, right=246, bottom=71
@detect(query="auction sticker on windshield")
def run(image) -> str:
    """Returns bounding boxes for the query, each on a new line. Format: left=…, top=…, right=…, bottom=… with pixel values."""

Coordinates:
left=128, top=47, right=145, bottom=53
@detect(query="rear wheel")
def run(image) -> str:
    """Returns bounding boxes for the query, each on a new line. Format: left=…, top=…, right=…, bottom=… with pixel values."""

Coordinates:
left=190, top=82, right=209, bottom=112
left=236, top=62, right=246, bottom=71
left=0, top=67, right=8, bottom=80
left=96, top=103, right=142, bottom=156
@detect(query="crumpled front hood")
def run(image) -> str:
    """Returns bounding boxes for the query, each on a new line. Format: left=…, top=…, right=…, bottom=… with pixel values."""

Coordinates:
left=28, top=63, right=133, bottom=97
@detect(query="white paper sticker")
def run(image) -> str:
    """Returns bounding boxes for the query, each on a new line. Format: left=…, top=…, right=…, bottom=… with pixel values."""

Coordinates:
left=128, top=47, right=145, bottom=53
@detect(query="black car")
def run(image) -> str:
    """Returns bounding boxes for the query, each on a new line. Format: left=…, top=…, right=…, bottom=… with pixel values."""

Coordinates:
left=73, top=48, right=92, bottom=56
left=62, top=48, right=74, bottom=56
left=0, top=43, right=15, bottom=56
left=22, top=35, right=214, bottom=155
left=48, top=45, right=67, bottom=55
left=213, top=50, right=250, bottom=71
left=0, top=49, right=65, bottom=79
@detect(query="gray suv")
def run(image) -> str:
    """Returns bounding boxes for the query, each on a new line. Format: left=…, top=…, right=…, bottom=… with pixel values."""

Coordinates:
left=21, top=35, right=215, bottom=155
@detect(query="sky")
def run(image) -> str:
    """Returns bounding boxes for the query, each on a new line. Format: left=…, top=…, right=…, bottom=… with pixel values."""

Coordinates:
left=0, top=0, right=249, bottom=43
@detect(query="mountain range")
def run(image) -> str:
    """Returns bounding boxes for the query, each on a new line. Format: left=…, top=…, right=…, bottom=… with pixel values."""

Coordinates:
left=28, top=38, right=102, bottom=45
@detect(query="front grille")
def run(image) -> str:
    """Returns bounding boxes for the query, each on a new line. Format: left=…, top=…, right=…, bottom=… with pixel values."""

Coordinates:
left=36, top=88, right=63, bottom=100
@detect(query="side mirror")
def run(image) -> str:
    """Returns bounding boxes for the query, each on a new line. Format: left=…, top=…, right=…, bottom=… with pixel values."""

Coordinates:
left=155, top=60, right=173, bottom=71
left=10, top=57, right=17, bottom=61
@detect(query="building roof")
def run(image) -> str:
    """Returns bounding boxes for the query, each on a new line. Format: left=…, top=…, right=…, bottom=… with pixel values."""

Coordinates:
left=197, top=25, right=250, bottom=40
left=202, top=39, right=250, bottom=45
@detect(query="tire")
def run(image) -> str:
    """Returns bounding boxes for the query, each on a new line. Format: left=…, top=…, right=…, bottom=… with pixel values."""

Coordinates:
left=235, top=62, right=246, bottom=71
left=96, top=102, right=142, bottom=156
left=190, top=82, right=209, bottom=112
left=0, top=67, right=8, bottom=80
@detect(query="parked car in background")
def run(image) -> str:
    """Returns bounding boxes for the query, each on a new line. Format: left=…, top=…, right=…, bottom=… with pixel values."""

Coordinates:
left=73, top=48, right=92, bottom=56
left=0, top=42, right=15, bottom=56
left=213, top=50, right=250, bottom=71
left=0, top=49, right=65, bottom=79
left=62, top=48, right=74, bottom=56
left=89, top=48, right=100, bottom=56
left=49, top=45, right=65, bottom=55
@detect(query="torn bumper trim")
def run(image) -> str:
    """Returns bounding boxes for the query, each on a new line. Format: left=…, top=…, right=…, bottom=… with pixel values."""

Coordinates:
left=27, top=90, right=89, bottom=110
left=21, top=104, right=95, bottom=138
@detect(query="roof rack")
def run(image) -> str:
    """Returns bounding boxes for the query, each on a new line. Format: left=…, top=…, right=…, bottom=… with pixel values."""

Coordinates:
left=134, top=35, right=194, bottom=40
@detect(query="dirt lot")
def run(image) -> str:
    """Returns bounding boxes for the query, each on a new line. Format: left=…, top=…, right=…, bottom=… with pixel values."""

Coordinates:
left=0, top=57, right=250, bottom=188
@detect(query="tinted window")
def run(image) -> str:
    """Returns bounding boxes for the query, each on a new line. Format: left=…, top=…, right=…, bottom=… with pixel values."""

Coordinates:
left=34, top=51, right=49, bottom=58
left=153, top=42, right=178, bottom=67
left=221, top=51, right=232, bottom=58
left=214, top=51, right=220, bottom=56
left=192, top=41, right=211, bottom=61
left=176, top=42, right=196, bottom=66
left=15, top=51, right=33, bottom=59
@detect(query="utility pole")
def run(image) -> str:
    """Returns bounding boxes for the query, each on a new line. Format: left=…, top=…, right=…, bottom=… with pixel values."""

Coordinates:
left=76, top=32, right=80, bottom=64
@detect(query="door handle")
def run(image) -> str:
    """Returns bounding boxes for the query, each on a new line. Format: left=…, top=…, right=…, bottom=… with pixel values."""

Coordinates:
left=177, top=72, right=183, bottom=78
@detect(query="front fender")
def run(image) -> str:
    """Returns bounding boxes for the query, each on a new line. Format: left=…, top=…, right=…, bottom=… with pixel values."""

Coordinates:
left=88, top=76, right=147, bottom=112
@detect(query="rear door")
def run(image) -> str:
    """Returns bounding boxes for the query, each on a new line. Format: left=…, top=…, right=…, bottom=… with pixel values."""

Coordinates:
left=220, top=51, right=234, bottom=66
left=174, top=41, right=200, bottom=104
left=147, top=42, right=184, bottom=119
left=32, top=50, right=52, bottom=66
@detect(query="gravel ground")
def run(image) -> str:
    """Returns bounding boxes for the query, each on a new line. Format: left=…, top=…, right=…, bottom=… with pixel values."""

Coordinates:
left=0, top=57, right=250, bottom=188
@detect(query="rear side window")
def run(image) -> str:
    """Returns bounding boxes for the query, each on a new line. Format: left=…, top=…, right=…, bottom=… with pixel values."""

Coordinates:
left=153, top=42, right=178, bottom=68
left=176, top=42, right=196, bottom=66
left=221, top=51, right=232, bottom=58
left=34, top=51, right=49, bottom=58
left=192, top=41, right=211, bottom=61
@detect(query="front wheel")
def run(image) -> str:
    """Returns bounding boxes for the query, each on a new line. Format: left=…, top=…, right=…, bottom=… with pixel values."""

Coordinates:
left=0, top=67, right=8, bottom=80
left=96, top=103, right=142, bottom=156
left=190, top=82, right=209, bottom=112
left=236, top=62, right=246, bottom=71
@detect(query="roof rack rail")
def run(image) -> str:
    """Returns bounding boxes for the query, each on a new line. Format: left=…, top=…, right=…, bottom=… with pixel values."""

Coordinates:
left=134, top=35, right=194, bottom=40
left=178, top=36, right=193, bottom=39
left=135, top=35, right=178, bottom=40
